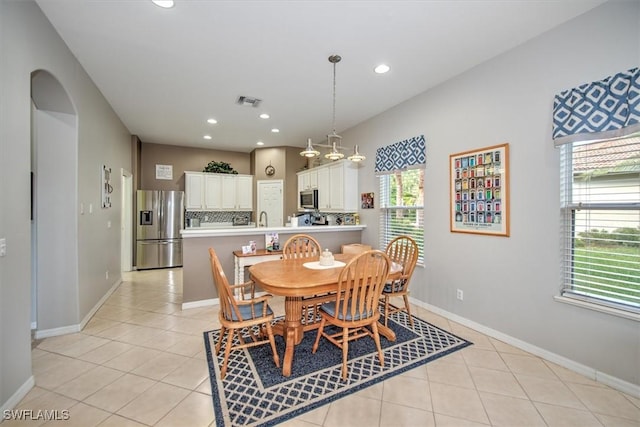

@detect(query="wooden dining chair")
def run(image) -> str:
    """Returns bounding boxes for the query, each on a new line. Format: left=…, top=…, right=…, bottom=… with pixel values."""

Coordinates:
left=282, top=234, right=321, bottom=259
left=281, top=234, right=330, bottom=329
left=209, top=248, right=280, bottom=379
left=312, top=250, right=391, bottom=380
left=380, top=235, right=419, bottom=328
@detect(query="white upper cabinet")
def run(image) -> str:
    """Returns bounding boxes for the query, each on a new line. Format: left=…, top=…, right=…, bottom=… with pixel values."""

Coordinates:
left=185, top=172, right=205, bottom=209
left=235, top=175, right=253, bottom=210
left=204, top=174, right=222, bottom=209
left=185, top=172, right=253, bottom=211
left=221, top=174, right=253, bottom=210
left=298, top=160, right=358, bottom=212
left=297, top=168, right=318, bottom=191
left=316, top=167, right=330, bottom=209
left=220, top=175, right=236, bottom=209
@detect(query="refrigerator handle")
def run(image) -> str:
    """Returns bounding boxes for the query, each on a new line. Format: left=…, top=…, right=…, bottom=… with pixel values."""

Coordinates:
left=158, top=192, right=164, bottom=239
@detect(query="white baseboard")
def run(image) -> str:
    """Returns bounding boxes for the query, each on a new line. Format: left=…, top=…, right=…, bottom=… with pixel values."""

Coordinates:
left=34, top=278, right=122, bottom=339
left=1, top=376, right=34, bottom=413
left=34, top=324, right=80, bottom=339
left=79, top=278, right=122, bottom=330
left=182, top=298, right=219, bottom=310
left=411, top=297, right=640, bottom=398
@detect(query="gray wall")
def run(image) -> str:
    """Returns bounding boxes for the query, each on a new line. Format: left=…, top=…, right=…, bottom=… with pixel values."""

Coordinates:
left=1, top=0, right=638, bottom=412
left=348, top=1, right=639, bottom=388
left=139, top=142, right=251, bottom=191
left=183, top=230, right=363, bottom=303
left=1, top=0, right=131, bottom=408
left=140, top=143, right=306, bottom=218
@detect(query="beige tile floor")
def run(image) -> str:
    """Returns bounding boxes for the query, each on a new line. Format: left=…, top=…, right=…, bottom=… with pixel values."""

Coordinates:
left=6, top=268, right=639, bottom=426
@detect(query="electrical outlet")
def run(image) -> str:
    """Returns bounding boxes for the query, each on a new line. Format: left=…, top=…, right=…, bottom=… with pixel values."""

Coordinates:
left=105, top=270, right=109, bottom=279
left=456, top=289, right=464, bottom=301
left=0, top=238, right=6, bottom=257
left=204, top=215, right=209, bottom=221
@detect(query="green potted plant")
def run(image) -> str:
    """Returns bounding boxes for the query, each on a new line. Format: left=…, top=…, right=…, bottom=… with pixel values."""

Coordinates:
left=203, top=161, right=238, bottom=174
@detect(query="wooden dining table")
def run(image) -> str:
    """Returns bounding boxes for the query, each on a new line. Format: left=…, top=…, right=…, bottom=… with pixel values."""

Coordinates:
left=249, top=253, right=400, bottom=377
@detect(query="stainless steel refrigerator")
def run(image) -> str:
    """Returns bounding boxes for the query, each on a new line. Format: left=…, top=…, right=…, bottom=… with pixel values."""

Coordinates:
left=136, top=190, right=184, bottom=269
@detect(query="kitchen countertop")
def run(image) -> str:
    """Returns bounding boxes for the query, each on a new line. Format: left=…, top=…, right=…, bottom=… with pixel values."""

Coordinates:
left=181, top=224, right=366, bottom=238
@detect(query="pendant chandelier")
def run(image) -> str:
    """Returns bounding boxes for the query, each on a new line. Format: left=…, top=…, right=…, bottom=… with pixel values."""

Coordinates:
left=300, top=54, right=365, bottom=162
left=325, top=55, right=344, bottom=160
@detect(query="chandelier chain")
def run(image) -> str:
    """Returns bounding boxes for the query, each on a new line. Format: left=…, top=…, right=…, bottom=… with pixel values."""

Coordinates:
left=332, top=60, right=336, bottom=133
left=329, top=54, right=341, bottom=135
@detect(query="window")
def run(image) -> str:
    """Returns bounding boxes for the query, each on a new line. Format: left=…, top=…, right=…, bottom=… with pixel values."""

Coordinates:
left=559, top=134, right=640, bottom=314
left=379, top=168, right=424, bottom=264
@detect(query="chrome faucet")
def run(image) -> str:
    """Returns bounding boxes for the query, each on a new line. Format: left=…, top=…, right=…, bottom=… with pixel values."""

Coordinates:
left=259, top=211, right=268, bottom=227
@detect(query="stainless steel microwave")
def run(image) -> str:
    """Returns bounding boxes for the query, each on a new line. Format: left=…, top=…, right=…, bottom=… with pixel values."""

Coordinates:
left=299, top=189, right=318, bottom=210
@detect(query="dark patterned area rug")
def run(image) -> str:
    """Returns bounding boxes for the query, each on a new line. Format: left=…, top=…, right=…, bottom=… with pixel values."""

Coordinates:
left=204, top=312, right=472, bottom=427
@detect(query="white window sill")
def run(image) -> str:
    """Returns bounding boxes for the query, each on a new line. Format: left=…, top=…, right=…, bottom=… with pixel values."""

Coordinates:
left=554, top=296, right=640, bottom=322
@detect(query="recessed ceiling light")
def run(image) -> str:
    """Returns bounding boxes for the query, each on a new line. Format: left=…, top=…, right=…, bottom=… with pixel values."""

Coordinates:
left=256, top=141, right=264, bottom=146
left=374, top=64, right=390, bottom=74
left=203, top=135, right=212, bottom=140
left=151, top=0, right=174, bottom=8
left=259, top=113, right=270, bottom=119
left=271, top=128, right=280, bottom=133
left=207, top=118, right=217, bottom=124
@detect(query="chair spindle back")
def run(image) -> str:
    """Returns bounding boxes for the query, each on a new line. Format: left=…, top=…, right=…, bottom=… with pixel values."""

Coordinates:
left=282, top=234, right=321, bottom=260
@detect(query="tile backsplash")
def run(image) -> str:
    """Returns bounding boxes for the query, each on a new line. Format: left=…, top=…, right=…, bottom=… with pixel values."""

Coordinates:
left=185, top=211, right=251, bottom=226
left=184, top=211, right=355, bottom=227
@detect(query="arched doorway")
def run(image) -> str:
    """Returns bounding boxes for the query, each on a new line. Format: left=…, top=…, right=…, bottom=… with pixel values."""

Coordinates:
left=31, top=70, right=79, bottom=336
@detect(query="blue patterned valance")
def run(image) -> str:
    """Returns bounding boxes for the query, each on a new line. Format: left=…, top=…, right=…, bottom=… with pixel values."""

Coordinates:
left=375, top=135, right=426, bottom=174
left=552, top=67, right=640, bottom=146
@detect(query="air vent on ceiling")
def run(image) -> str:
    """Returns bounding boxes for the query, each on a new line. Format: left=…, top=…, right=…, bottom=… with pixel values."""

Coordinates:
left=236, top=96, right=262, bottom=108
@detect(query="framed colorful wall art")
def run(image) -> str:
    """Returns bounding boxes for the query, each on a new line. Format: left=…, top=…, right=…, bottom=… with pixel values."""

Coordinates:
left=449, top=143, right=510, bottom=236
left=361, top=192, right=374, bottom=209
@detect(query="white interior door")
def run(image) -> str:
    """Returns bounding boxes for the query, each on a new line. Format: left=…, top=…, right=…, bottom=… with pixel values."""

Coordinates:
left=257, top=180, right=283, bottom=227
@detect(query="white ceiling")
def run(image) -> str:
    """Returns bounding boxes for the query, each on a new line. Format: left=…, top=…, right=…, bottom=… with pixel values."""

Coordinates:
left=36, top=0, right=605, bottom=153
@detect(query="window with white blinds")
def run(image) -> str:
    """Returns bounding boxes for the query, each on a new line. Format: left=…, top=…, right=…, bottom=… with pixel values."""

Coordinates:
left=379, top=168, right=424, bottom=265
left=559, top=134, right=640, bottom=313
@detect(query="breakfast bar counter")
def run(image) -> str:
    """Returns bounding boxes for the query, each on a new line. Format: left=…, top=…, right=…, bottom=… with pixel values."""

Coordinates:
left=180, top=225, right=366, bottom=307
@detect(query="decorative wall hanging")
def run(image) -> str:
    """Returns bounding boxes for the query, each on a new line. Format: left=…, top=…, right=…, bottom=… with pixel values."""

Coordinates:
left=361, top=192, right=374, bottom=209
left=265, top=163, right=276, bottom=176
left=155, top=164, right=173, bottom=180
left=449, top=143, right=509, bottom=236
left=101, top=164, right=112, bottom=208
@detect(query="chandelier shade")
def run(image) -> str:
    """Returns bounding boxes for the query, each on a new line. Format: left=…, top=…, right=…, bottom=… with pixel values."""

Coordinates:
left=300, top=138, right=320, bottom=158
left=325, top=141, right=344, bottom=160
left=348, top=145, right=366, bottom=162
